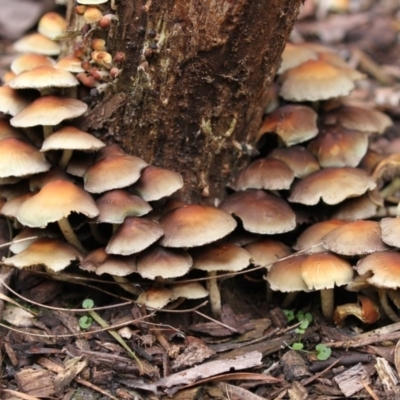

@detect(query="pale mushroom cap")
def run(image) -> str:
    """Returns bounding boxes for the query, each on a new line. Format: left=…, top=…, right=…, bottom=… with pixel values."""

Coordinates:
left=332, top=194, right=378, bottom=221
left=300, top=253, right=354, bottom=290
left=9, top=227, right=56, bottom=254
left=322, top=220, right=387, bottom=256
left=288, top=167, right=376, bottom=205
left=84, top=155, right=148, bottom=193
left=0, top=85, right=33, bottom=116
left=137, top=287, right=177, bottom=309
left=0, top=120, right=27, bottom=141
left=77, top=0, right=108, bottom=3
left=159, top=204, right=237, bottom=248
left=95, top=190, right=152, bottom=223
left=356, top=251, right=400, bottom=289
left=1, top=192, right=36, bottom=218
left=308, top=126, right=368, bottom=168
left=270, top=146, right=320, bottom=178
left=29, top=168, right=74, bottom=191
left=294, top=219, right=348, bottom=253
left=55, top=56, right=85, bottom=73
left=169, top=282, right=209, bottom=299
left=41, top=126, right=105, bottom=152
left=3, top=238, right=83, bottom=272
left=0, top=138, right=51, bottom=178
left=280, top=59, right=355, bottom=101
left=106, top=217, right=164, bottom=256
left=245, top=239, right=292, bottom=270
left=17, top=180, right=99, bottom=228
left=231, top=158, right=294, bottom=191
left=133, top=165, right=184, bottom=201
left=192, top=243, right=251, bottom=272
left=278, top=43, right=318, bottom=74
left=380, top=218, right=400, bottom=248
left=9, top=66, right=79, bottom=90
left=219, top=190, right=296, bottom=234
left=13, top=33, right=61, bottom=56
left=38, top=12, right=66, bottom=39
left=267, top=255, right=309, bottom=292
left=324, top=105, right=392, bottom=134
left=257, top=105, right=318, bottom=146
left=11, top=54, right=55, bottom=75
left=137, top=245, right=193, bottom=280
left=11, top=96, right=88, bottom=128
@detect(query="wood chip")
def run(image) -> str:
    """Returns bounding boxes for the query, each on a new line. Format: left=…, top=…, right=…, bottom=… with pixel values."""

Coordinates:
left=15, top=368, right=55, bottom=397
left=281, top=350, right=311, bottom=381
left=375, top=357, right=398, bottom=391
left=288, top=381, right=308, bottom=400
left=333, top=363, right=371, bottom=397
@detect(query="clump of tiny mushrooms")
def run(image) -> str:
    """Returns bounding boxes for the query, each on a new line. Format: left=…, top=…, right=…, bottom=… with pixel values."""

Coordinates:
left=2, top=8, right=400, bottom=324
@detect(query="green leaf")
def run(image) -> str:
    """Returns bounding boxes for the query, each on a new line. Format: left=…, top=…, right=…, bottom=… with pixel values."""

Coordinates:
left=315, top=344, right=331, bottom=361
left=292, top=342, right=304, bottom=351
left=299, top=319, right=310, bottom=330
left=296, top=310, right=305, bottom=321
left=79, top=315, right=93, bottom=329
left=304, top=312, right=313, bottom=323
left=283, top=309, right=295, bottom=322
left=294, top=328, right=305, bottom=334
left=82, top=299, right=94, bottom=309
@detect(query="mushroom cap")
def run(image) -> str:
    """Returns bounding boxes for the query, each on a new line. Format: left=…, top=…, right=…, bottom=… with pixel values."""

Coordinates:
left=95, top=189, right=152, bottom=223
left=0, top=85, right=34, bottom=116
left=294, top=219, right=348, bottom=253
left=257, top=105, right=318, bottom=146
left=322, top=220, right=387, bottom=256
left=288, top=167, right=376, bottom=205
left=191, top=243, right=251, bottom=272
left=80, top=248, right=137, bottom=276
left=84, top=154, right=148, bottom=193
left=219, top=190, right=296, bottom=234
left=17, top=180, right=99, bottom=228
left=3, top=238, right=83, bottom=272
left=245, top=239, right=292, bottom=271
left=267, top=255, right=309, bottom=292
left=0, top=120, right=27, bottom=141
left=38, top=12, right=66, bottom=39
left=0, top=138, right=51, bottom=178
left=332, top=193, right=379, bottom=221
left=1, top=192, right=36, bottom=218
left=372, top=153, right=400, bottom=190
left=9, top=227, right=57, bottom=254
left=280, top=59, right=356, bottom=102
left=170, top=282, right=209, bottom=299
left=278, top=43, right=318, bottom=74
left=106, top=217, right=164, bottom=256
left=11, top=96, right=88, bottom=128
left=55, top=55, right=85, bottom=73
left=133, top=165, right=184, bottom=201
left=300, top=252, right=354, bottom=290
left=380, top=218, right=400, bottom=248
left=324, top=105, right=392, bottom=134
left=356, top=251, right=400, bottom=289
left=13, top=33, right=61, bottom=56
left=77, top=0, right=108, bottom=3
left=270, top=146, right=320, bottom=178
left=137, top=245, right=193, bottom=280
left=9, top=66, right=79, bottom=90
left=11, top=54, right=55, bottom=75
left=231, top=158, right=294, bottom=191
left=159, top=204, right=237, bottom=248
left=308, top=126, right=368, bottom=168
left=29, top=168, right=74, bottom=191
left=41, top=126, right=105, bottom=152
left=137, top=287, right=177, bottom=309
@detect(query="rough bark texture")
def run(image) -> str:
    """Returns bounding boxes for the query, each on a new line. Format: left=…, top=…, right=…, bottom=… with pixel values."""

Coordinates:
left=75, top=0, right=302, bottom=203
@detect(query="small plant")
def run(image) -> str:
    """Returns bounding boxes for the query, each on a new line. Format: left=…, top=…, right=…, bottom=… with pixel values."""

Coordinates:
left=78, top=298, right=94, bottom=329
left=283, top=309, right=332, bottom=361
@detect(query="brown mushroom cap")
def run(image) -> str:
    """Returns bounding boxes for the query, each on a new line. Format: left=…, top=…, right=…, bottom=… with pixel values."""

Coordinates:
left=0, top=85, right=34, bottom=116
left=29, top=168, right=74, bottom=191
left=308, top=125, right=368, bottom=168
left=322, top=220, right=387, bottom=256
left=38, top=12, right=66, bottom=40
left=11, top=96, right=88, bottom=128
left=278, top=43, right=318, bottom=74
left=0, top=120, right=27, bottom=141
left=133, top=165, right=184, bottom=201
left=288, top=167, right=376, bottom=205
left=169, top=282, right=209, bottom=299
left=137, top=245, right=193, bottom=280
left=3, top=238, right=83, bottom=272
left=332, top=194, right=379, bottom=221
left=219, top=190, right=296, bottom=234
left=280, top=59, right=356, bottom=101
left=106, top=217, right=164, bottom=256
left=270, top=146, right=320, bottom=178
left=356, top=251, right=400, bottom=289
left=159, top=204, right=237, bottom=248
left=17, top=180, right=99, bottom=228
left=55, top=56, right=85, bottom=73
left=192, top=243, right=251, bottom=273
left=294, top=219, right=348, bottom=253
left=11, top=54, right=55, bottom=75
left=257, top=105, right=318, bottom=146
left=137, top=287, right=177, bottom=309
left=380, top=218, right=400, bottom=248
left=231, top=158, right=294, bottom=191
left=13, top=33, right=61, bottom=56
left=0, top=138, right=51, bottom=178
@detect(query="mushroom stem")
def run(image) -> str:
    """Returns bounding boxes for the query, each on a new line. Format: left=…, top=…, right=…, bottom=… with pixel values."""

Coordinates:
left=112, top=276, right=141, bottom=296
left=59, top=149, right=73, bottom=169
left=282, top=291, right=299, bottom=308
left=207, top=271, right=222, bottom=318
left=379, top=177, right=400, bottom=200
left=378, top=288, right=400, bottom=322
left=57, top=217, right=86, bottom=253
left=43, top=125, right=53, bottom=139
left=320, top=288, right=334, bottom=319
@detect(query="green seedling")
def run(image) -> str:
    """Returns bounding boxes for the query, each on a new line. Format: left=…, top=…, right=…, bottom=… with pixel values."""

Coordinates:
left=78, top=299, right=94, bottom=329
left=315, top=343, right=332, bottom=361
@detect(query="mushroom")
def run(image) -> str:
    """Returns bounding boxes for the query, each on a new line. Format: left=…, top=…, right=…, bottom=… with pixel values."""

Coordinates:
left=11, top=54, right=55, bottom=75
left=13, top=33, right=61, bottom=56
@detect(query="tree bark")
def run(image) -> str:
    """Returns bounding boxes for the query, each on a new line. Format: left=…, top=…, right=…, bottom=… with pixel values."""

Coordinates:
left=74, top=0, right=302, bottom=203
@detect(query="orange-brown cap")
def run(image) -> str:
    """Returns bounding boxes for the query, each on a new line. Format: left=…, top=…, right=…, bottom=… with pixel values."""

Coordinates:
left=38, top=12, right=66, bottom=39
left=159, top=204, right=237, bottom=247
left=380, top=218, right=400, bottom=248
left=137, top=287, right=177, bottom=309
left=0, top=85, right=34, bottom=116
left=13, top=33, right=61, bottom=56
left=219, top=190, right=296, bottom=234
left=11, top=54, right=55, bottom=75
left=245, top=239, right=291, bottom=271
left=278, top=43, right=318, bottom=74
left=55, top=56, right=85, bottom=73
left=332, top=194, right=379, bottom=221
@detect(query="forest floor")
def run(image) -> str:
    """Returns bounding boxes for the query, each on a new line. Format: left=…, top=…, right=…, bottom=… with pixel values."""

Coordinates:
left=3, top=0, right=400, bottom=399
